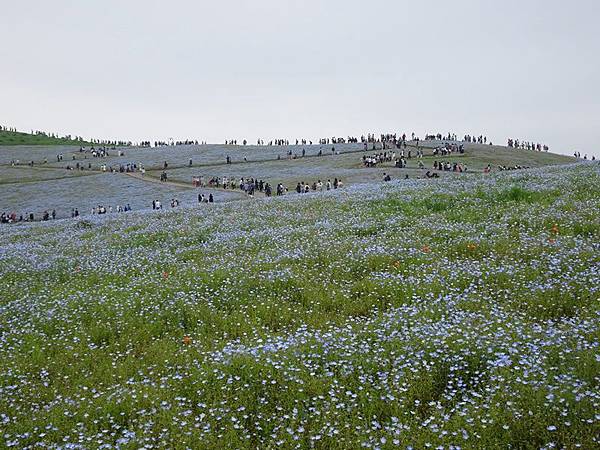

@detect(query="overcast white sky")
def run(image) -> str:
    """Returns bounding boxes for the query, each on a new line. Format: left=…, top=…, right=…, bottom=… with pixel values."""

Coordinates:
left=1, top=0, right=599, bottom=156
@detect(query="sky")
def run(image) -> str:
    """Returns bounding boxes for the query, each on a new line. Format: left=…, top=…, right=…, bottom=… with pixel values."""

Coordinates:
left=1, top=0, right=599, bottom=156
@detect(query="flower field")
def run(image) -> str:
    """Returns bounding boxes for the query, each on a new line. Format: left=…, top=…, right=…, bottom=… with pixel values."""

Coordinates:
left=0, top=163, right=599, bottom=449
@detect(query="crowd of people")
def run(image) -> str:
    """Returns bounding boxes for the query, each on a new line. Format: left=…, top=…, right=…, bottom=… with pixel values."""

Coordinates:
left=216, top=133, right=427, bottom=148
left=425, top=133, right=458, bottom=141
left=1, top=212, right=34, bottom=223
left=395, top=158, right=409, bottom=168
left=433, top=161, right=469, bottom=173
left=573, top=151, right=595, bottom=160
left=507, top=139, right=549, bottom=151
left=1, top=208, right=84, bottom=223
left=191, top=176, right=273, bottom=196
left=150, top=140, right=200, bottom=147
left=92, top=204, right=132, bottom=215
left=93, top=162, right=143, bottom=173
left=360, top=142, right=472, bottom=175
left=151, top=199, right=190, bottom=209
left=362, top=152, right=396, bottom=167
left=294, top=178, right=343, bottom=194
left=9, top=146, right=148, bottom=175
left=497, top=164, right=530, bottom=171
left=463, top=135, right=490, bottom=144
left=433, top=143, right=465, bottom=155
left=85, top=147, right=111, bottom=158
left=362, top=147, right=426, bottom=169
left=132, top=134, right=422, bottom=148
left=6, top=129, right=595, bottom=226
left=3, top=125, right=565, bottom=159
left=1, top=204, right=131, bottom=222
left=197, top=193, right=214, bottom=203
left=1, top=209, right=81, bottom=222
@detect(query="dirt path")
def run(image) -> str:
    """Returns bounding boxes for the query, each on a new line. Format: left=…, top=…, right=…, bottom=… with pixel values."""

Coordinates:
left=124, top=172, right=265, bottom=198
left=124, top=171, right=193, bottom=189
left=1, top=163, right=266, bottom=198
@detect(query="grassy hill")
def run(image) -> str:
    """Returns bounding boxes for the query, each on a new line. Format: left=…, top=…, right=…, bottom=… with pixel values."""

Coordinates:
left=0, top=129, right=94, bottom=146
left=0, top=141, right=579, bottom=220
left=0, top=162, right=598, bottom=448
left=428, top=142, right=575, bottom=169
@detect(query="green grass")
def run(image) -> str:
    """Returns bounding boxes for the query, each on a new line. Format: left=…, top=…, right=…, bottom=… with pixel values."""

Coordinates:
left=0, top=129, right=93, bottom=146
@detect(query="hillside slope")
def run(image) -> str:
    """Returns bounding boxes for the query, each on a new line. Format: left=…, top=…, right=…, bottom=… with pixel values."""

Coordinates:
left=0, top=163, right=598, bottom=448
left=420, top=141, right=576, bottom=169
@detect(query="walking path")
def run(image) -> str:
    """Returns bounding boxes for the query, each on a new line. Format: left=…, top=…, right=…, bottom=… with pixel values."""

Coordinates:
left=1, top=142, right=425, bottom=171
left=124, top=172, right=264, bottom=198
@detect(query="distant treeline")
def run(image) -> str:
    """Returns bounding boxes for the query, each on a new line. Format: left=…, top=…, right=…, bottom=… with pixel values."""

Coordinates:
left=0, top=125, right=132, bottom=146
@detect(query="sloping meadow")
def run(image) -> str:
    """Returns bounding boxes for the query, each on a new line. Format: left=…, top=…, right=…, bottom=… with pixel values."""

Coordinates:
left=0, top=164, right=599, bottom=449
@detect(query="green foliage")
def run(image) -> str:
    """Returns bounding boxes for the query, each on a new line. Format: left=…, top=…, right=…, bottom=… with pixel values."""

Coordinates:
left=0, top=129, right=92, bottom=146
